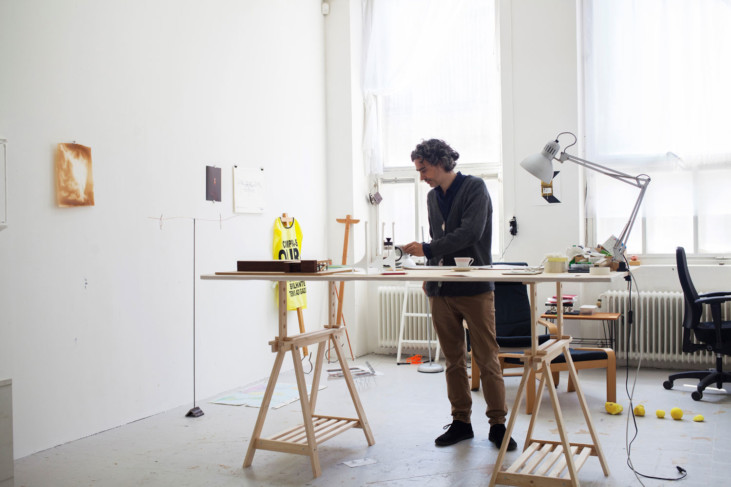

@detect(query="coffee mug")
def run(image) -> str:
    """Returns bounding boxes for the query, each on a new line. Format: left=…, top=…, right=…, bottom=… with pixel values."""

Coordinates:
left=454, top=257, right=474, bottom=267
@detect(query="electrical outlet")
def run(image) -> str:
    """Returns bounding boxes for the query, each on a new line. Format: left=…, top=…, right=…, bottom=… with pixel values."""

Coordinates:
left=509, top=217, right=518, bottom=236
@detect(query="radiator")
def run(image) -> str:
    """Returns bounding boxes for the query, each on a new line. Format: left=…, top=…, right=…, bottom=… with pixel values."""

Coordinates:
left=378, top=285, right=432, bottom=350
left=601, top=290, right=730, bottom=368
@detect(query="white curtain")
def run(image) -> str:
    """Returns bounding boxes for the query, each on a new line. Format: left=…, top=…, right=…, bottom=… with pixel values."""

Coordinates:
left=362, top=0, right=499, bottom=173
left=583, top=0, right=731, bottom=254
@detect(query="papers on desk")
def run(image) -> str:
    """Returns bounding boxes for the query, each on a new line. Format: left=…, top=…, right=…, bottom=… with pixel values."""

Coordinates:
left=403, top=264, right=542, bottom=271
left=502, top=268, right=544, bottom=275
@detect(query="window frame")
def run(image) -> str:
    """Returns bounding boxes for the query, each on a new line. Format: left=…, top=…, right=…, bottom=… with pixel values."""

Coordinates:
left=374, top=162, right=503, bottom=259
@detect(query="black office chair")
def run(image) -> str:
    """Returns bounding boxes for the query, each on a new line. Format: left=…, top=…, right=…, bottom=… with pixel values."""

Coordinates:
left=663, top=247, right=731, bottom=400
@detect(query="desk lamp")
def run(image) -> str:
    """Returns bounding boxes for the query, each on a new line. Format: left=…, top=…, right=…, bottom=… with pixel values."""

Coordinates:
left=520, top=132, right=650, bottom=263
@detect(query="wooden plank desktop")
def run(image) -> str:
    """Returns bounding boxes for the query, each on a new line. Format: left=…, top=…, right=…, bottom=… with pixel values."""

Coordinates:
left=202, top=267, right=622, bottom=485
left=204, top=266, right=620, bottom=283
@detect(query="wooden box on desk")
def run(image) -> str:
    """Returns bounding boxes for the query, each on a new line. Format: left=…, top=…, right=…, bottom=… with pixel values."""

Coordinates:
left=236, top=260, right=321, bottom=273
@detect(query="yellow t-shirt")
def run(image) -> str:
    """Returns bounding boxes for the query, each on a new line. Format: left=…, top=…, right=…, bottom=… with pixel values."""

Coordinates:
left=273, top=217, right=307, bottom=310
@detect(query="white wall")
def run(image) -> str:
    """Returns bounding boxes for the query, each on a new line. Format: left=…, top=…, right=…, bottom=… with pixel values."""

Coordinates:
left=499, top=0, right=581, bottom=267
left=0, top=0, right=330, bottom=458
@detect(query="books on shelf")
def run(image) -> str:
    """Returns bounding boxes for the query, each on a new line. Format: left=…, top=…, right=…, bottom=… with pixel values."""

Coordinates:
left=545, top=294, right=578, bottom=313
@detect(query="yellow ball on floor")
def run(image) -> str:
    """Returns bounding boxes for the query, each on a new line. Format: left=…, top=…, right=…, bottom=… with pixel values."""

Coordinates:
left=633, top=405, right=645, bottom=416
left=605, top=402, right=623, bottom=415
left=670, top=407, right=683, bottom=420
left=656, top=409, right=665, bottom=418
left=693, top=414, right=704, bottom=422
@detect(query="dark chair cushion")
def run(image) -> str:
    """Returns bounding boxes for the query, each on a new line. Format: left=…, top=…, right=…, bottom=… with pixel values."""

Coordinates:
left=494, top=281, right=531, bottom=337
left=695, top=320, right=731, bottom=345
left=551, top=348, right=609, bottom=364
left=497, top=334, right=551, bottom=348
left=503, top=348, right=609, bottom=366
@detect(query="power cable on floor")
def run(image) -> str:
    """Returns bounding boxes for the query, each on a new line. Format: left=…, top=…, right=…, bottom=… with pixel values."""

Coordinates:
left=621, top=255, right=687, bottom=484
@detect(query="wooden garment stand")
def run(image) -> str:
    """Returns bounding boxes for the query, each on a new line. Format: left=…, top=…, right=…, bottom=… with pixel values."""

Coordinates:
left=334, top=214, right=359, bottom=360
left=243, top=281, right=374, bottom=478
left=489, top=282, right=610, bottom=487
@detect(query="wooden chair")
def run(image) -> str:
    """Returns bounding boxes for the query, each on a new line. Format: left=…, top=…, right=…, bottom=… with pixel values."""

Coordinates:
left=468, top=278, right=616, bottom=414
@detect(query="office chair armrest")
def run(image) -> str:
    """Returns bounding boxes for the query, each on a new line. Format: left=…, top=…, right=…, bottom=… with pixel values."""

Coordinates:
left=697, top=291, right=731, bottom=298
left=696, top=295, right=731, bottom=306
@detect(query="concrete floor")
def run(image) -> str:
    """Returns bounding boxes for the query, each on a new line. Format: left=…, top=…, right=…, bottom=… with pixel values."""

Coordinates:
left=11, top=353, right=731, bottom=486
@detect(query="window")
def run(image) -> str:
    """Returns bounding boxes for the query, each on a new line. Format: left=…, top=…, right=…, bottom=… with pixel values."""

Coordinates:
left=377, top=171, right=501, bottom=253
left=583, top=0, right=731, bottom=255
left=362, top=0, right=502, bottom=252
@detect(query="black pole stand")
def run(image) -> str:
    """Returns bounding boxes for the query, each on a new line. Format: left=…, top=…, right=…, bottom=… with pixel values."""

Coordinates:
left=187, top=218, right=204, bottom=418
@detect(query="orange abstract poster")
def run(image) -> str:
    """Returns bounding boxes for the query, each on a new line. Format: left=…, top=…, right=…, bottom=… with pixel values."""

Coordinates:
left=56, top=143, right=94, bottom=207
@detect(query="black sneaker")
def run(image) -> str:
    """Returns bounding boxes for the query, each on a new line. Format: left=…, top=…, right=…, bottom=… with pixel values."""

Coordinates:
left=435, top=420, right=474, bottom=446
left=488, top=423, right=518, bottom=451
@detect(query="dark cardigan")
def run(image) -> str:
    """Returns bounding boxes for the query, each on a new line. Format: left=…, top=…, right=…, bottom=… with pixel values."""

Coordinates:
left=425, top=174, right=494, bottom=297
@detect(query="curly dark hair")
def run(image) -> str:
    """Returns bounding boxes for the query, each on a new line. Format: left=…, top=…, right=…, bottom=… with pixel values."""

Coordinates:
left=410, top=139, right=459, bottom=171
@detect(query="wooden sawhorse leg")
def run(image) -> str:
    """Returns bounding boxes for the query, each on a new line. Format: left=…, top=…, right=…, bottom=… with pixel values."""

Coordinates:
left=243, top=347, right=287, bottom=469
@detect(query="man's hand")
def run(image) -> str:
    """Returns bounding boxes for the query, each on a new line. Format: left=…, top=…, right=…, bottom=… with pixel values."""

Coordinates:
left=402, top=241, right=425, bottom=257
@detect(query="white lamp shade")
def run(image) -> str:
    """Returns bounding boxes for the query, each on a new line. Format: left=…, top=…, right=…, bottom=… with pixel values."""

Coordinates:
left=520, top=140, right=560, bottom=184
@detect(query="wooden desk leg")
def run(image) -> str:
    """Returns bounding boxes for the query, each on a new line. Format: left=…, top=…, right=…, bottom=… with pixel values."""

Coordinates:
left=292, top=344, right=321, bottom=478
left=243, top=347, right=287, bottom=468
left=330, top=333, right=375, bottom=446
left=296, top=307, right=308, bottom=357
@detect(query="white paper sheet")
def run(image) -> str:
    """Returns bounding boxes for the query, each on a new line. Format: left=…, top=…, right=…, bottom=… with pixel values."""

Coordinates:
left=233, top=166, right=265, bottom=213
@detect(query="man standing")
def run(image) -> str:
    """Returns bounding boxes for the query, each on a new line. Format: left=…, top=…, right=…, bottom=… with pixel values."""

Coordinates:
left=402, top=139, right=516, bottom=451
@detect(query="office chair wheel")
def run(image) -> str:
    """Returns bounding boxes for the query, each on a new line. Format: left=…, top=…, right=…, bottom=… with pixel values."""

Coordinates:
left=691, top=390, right=703, bottom=401
left=663, top=380, right=673, bottom=390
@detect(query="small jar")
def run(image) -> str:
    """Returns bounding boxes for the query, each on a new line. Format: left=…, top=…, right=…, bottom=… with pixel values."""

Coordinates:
left=545, top=255, right=568, bottom=273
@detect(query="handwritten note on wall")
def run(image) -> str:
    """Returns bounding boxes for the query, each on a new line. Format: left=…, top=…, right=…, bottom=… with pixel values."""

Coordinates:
left=233, top=166, right=265, bottom=213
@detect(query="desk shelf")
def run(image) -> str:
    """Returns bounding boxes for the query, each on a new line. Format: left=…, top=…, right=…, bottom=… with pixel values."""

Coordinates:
left=501, top=440, right=598, bottom=486
left=258, top=415, right=362, bottom=455
left=541, top=312, right=621, bottom=350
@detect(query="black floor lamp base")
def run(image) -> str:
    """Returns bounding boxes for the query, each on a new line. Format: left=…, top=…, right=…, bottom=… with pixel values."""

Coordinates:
left=186, top=406, right=204, bottom=418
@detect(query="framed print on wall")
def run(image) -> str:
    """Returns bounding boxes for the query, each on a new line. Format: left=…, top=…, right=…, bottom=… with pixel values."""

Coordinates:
left=55, top=143, right=95, bottom=207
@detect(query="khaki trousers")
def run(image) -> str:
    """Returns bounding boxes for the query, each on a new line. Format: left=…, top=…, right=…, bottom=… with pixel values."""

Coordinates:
left=429, top=291, right=507, bottom=425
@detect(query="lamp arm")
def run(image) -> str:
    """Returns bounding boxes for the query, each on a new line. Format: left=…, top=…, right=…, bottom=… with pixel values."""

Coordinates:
left=613, top=181, right=649, bottom=257
left=558, top=151, right=651, bottom=258
left=560, top=153, right=647, bottom=189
